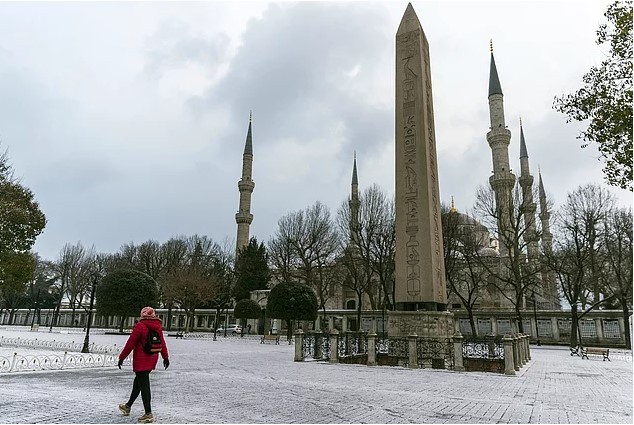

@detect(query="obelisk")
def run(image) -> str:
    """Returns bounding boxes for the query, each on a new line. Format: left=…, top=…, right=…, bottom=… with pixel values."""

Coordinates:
left=390, top=4, right=452, bottom=341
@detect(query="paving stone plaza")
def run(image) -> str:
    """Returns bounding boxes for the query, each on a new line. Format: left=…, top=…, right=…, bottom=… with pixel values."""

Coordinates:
left=0, top=328, right=632, bottom=424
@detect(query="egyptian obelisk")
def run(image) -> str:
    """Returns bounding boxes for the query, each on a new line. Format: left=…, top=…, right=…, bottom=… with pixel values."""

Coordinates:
left=390, top=3, right=452, bottom=341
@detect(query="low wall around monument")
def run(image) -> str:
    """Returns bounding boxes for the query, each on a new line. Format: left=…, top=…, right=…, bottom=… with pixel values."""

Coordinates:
left=451, top=309, right=629, bottom=348
left=4, top=307, right=629, bottom=348
left=306, top=308, right=629, bottom=348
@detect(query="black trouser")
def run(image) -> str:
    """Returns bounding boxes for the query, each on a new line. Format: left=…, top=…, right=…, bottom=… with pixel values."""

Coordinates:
left=127, top=371, right=152, bottom=414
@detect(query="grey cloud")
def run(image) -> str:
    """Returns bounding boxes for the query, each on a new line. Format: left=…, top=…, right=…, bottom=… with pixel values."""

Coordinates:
left=143, top=19, right=231, bottom=78
left=198, top=2, right=393, bottom=157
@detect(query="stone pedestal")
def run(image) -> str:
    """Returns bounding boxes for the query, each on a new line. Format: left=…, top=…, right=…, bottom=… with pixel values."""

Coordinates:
left=387, top=310, right=454, bottom=338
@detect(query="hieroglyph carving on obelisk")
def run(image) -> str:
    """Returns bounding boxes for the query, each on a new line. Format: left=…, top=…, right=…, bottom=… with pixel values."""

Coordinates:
left=394, top=3, right=447, bottom=309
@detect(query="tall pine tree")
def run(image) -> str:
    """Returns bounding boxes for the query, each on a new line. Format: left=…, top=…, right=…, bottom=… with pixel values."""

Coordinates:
left=233, top=237, right=271, bottom=301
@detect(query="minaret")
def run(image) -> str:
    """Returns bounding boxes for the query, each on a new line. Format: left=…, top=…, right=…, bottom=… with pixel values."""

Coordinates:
left=349, top=151, right=361, bottom=238
left=538, top=169, right=552, bottom=254
left=486, top=41, right=516, bottom=257
left=538, top=169, right=558, bottom=309
left=235, top=112, right=255, bottom=254
left=518, top=119, right=539, bottom=261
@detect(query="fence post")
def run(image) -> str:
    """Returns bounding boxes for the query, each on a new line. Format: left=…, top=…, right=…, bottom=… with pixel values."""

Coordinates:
left=503, top=335, right=515, bottom=375
left=294, top=330, right=304, bottom=362
left=329, top=329, right=339, bottom=363
left=526, top=335, right=531, bottom=360
left=521, top=334, right=527, bottom=364
left=10, top=352, right=17, bottom=372
left=367, top=332, right=376, bottom=366
left=408, top=334, right=418, bottom=369
left=512, top=335, right=520, bottom=371
left=453, top=332, right=465, bottom=372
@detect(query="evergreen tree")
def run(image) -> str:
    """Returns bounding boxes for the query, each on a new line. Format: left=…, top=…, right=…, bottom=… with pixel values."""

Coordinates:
left=233, top=237, right=271, bottom=301
left=266, top=282, right=318, bottom=341
left=96, top=269, right=159, bottom=332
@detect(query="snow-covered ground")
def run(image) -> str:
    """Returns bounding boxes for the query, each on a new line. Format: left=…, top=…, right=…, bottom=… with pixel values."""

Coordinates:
left=0, top=326, right=631, bottom=424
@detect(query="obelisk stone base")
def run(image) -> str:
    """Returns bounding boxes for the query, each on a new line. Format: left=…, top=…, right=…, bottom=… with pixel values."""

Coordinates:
left=387, top=310, right=454, bottom=338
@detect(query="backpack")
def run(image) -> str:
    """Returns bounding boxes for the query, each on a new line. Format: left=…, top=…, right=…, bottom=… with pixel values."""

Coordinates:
left=142, top=322, right=162, bottom=355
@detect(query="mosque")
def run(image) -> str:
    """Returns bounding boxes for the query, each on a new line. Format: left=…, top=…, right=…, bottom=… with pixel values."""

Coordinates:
left=233, top=42, right=561, bottom=323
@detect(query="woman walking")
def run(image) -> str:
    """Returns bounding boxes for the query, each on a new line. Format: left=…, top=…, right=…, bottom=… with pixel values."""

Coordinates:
left=118, top=306, right=170, bottom=423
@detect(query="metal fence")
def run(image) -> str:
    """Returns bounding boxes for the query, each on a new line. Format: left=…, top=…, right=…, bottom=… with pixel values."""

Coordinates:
left=0, top=352, right=131, bottom=373
left=0, top=336, right=119, bottom=354
left=462, top=337, right=504, bottom=360
left=417, top=338, right=454, bottom=369
left=337, top=332, right=368, bottom=358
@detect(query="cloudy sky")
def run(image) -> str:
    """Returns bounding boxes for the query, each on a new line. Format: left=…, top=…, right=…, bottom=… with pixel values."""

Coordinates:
left=0, top=0, right=630, bottom=261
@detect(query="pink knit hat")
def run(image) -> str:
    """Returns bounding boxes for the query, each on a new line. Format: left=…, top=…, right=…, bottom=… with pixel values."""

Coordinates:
left=140, top=306, right=156, bottom=319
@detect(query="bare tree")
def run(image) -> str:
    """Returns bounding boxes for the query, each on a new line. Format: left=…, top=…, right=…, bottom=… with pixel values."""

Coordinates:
left=337, top=184, right=396, bottom=310
left=474, top=183, right=544, bottom=332
left=602, top=206, right=633, bottom=349
left=51, top=242, right=94, bottom=329
left=442, top=204, right=490, bottom=336
left=565, top=184, right=616, bottom=307
left=545, top=184, right=617, bottom=347
left=268, top=201, right=341, bottom=328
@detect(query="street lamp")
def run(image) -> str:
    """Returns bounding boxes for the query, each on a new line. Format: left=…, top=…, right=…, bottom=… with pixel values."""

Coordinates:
left=532, top=290, right=540, bottom=346
left=30, top=289, right=41, bottom=328
left=81, top=273, right=99, bottom=353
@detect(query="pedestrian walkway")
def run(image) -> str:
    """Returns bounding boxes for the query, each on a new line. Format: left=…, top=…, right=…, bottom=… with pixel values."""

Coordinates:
left=0, top=329, right=631, bottom=423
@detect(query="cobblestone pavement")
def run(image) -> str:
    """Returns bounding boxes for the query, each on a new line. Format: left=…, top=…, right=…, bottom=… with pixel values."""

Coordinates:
left=0, top=334, right=631, bottom=424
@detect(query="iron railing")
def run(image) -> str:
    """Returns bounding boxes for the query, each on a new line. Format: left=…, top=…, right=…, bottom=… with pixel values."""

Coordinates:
left=0, top=336, right=119, bottom=354
left=462, top=336, right=504, bottom=360
left=0, top=352, right=131, bottom=373
left=416, top=338, right=454, bottom=369
left=337, top=332, right=368, bottom=358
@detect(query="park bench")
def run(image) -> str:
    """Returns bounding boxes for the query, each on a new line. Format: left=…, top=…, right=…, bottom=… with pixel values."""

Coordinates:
left=570, top=346, right=581, bottom=356
left=261, top=335, right=280, bottom=345
left=581, top=347, right=610, bottom=361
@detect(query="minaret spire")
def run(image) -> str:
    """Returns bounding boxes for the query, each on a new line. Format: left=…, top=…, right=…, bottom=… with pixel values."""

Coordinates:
left=518, top=119, right=539, bottom=261
left=538, top=169, right=552, bottom=253
left=488, top=40, right=503, bottom=97
left=537, top=168, right=558, bottom=309
left=349, top=151, right=361, bottom=249
left=486, top=43, right=515, bottom=256
left=352, top=151, right=358, bottom=186
left=235, top=112, right=255, bottom=254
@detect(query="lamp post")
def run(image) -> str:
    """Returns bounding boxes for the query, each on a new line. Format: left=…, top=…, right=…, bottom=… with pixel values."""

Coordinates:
left=532, top=290, right=540, bottom=346
left=81, top=273, right=98, bottom=353
left=30, top=289, right=41, bottom=328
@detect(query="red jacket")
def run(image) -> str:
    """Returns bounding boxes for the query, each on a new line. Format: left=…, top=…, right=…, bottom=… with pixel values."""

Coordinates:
left=119, top=318, right=169, bottom=372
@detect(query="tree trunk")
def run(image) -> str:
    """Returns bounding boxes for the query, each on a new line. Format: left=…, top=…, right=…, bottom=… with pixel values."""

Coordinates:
left=190, top=308, right=196, bottom=332
left=286, top=319, right=293, bottom=343
left=356, top=292, right=362, bottom=332
left=320, top=306, right=327, bottom=331
left=119, top=316, right=125, bottom=333
left=467, top=307, right=477, bottom=337
left=515, top=301, right=524, bottom=333
left=167, top=305, right=173, bottom=331
left=621, top=300, right=631, bottom=349
left=570, top=306, right=579, bottom=347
